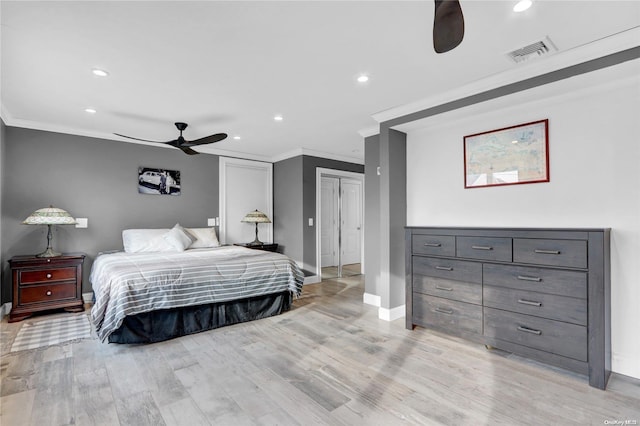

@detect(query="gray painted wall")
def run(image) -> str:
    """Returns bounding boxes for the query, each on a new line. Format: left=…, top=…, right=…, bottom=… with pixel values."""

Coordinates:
left=301, top=156, right=364, bottom=274
left=1, top=126, right=220, bottom=300
left=273, top=156, right=304, bottom=265
left=375, top=127, right=406, bottom=310
left=364, top=134, right=380, bottom=298
left=0, top=120, right=6, bottom=304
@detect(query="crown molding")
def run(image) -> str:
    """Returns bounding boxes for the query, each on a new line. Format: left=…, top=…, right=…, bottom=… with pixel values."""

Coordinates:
left=270, top=147, right=364, bottom=165
left=372, top=27, right=640, bottom=124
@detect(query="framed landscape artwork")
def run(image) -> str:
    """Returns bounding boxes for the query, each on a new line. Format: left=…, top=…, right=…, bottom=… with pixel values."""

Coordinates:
left=138, top=167, right=181, bottom=195
left=464, top=119, right=549, bottom=189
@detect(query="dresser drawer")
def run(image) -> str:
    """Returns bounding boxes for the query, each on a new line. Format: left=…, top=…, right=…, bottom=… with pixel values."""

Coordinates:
left=413, top=293, right=482, bottom=335
left=19, top=282, right=78, bottom=305
left=483, top=285, right=586, bottom=325
left=484, top=307, right=587, bottom=361
left=414, top=275, right=481, bottom=304
left=412, top=234, right=455, bottom=256
left=413, top=256, right=482, bottom=283
left=456, top=236, right=512, bottom=262
left=483, top=264, right=587, bottom=299
left=19, top=267, right=77, bottom=285
left=513, top=238, right=587, bottom=268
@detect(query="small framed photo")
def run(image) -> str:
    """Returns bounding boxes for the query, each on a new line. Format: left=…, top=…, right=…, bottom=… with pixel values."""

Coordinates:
left=464, top=119, right=549, bottom=188
left=138, top=167, right=181, bottom=195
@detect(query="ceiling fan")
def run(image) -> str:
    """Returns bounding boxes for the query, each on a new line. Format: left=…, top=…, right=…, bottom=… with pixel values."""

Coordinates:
left=115, top=122, right=228, bottom=155
left=433, top=0, right=465, bottom=54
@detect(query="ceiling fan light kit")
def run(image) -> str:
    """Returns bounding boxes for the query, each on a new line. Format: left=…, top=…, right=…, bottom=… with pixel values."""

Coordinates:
left=115, top=122, right=228, bottom=155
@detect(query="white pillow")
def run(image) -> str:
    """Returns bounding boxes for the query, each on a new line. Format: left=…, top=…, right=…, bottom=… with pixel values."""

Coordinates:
left=122, top=228, right=174, bottom=253
left=186, top=227, right=220, bottom=248
left=163, top=224, right=195, bottom=252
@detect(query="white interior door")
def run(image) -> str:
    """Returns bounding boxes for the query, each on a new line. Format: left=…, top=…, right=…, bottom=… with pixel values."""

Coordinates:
left=320, top=177, right=339, bottom=267
left=219, top=157, right=273, bottom=245
left=341, top=179, right=362, bottom=265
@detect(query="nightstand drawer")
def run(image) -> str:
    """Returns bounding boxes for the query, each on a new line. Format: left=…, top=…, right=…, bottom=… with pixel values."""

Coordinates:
left=514, top=238, right=587, bottom=268
left=19, top=267, right=77, bottom=285
left=456, top=236, right=512, bottom=261
left=412, top=234, right=455, bottom=256
left=484, top=307, right=587, bottom=362
left=20, top=282, right=78, bottom=305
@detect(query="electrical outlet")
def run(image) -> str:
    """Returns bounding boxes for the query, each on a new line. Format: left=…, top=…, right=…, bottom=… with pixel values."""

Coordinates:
left=75, top=218, right=88, bottom=228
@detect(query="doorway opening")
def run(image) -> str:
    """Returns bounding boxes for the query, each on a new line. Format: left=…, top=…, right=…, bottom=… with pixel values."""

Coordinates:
left=315, top=168, right=364, bottom=280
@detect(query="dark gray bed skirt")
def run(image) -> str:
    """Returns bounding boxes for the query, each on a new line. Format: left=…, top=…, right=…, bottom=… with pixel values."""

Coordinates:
left=108, top=291, right=293, bottom=344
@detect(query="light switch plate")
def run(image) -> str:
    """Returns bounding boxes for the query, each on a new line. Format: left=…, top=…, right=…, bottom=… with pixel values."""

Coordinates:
left=308, top=218, right=314, bottom=227
left=75, top=218, right=88, bottom=228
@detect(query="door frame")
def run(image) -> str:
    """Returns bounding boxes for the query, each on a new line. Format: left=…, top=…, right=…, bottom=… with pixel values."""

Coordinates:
left=315, top=167, right=364, bottom=279
left=219, top=157, right=273, bottom=245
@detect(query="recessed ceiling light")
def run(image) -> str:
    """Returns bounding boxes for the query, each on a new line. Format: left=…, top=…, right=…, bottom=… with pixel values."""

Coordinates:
left=274, top=115, right=283, bottom=121
left=233, top=135, right=241, bottom=140
left=513, top=0, right=532, bottom=12
left=92, top=68, right=109, bottom=77
left=357, top=74, right=369, bottom=83
left=84, top=108, right=97, bottom=114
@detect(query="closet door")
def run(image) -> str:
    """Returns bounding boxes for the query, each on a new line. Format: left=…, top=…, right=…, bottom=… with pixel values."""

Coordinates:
left=219, top=157, right=273, bottom=245
left=341, top=179, right=362, bottom=265
left=320, top=177, right=339, bottom=267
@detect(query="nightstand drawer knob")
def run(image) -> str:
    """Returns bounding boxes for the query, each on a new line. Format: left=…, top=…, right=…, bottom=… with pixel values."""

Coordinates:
left=46, top=290, right=52, bottom=296
left=46, top=273, right=53, bottom=279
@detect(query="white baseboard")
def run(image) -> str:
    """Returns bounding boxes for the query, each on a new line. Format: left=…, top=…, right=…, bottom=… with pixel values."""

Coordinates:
left=303, top=275, right=321, bottom=285
left=613, top=352, right=640, bottom=380
left=363, top=292, right=381, bottom=307
left=378, top=304, right=406, bottom=322
left=82, top=292, right=94, bottom=304
left=0, top=302, right=11, bottom=320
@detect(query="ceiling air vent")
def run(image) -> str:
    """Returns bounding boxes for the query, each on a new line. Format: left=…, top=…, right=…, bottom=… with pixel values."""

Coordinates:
left=507, top=36, right=557, bottom=63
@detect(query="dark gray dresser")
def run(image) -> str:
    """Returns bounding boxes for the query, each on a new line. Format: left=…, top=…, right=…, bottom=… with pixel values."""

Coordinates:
left=405, top=227, right=611, bottom=389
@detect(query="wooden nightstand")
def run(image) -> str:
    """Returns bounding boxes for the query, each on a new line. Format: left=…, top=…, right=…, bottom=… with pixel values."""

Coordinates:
left=233, top=243, right=279, bottom=252
left=9, top=254, right=85, bottom=322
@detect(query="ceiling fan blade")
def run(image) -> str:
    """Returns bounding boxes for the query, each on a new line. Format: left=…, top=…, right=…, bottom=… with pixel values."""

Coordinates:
left=180, top=146, right=200, bottom=155
left=433, top=0, right=464, bottom=54
left=185, top=133, right=228, bottom=146
left=113, top=133, right=169, bottom=144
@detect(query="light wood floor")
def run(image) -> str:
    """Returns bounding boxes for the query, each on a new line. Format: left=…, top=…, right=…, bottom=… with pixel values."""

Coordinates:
left=1, top=276, right=639, bottom=425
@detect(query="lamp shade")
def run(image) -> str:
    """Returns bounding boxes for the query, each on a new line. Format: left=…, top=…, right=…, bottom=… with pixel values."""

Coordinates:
left=241, top=210, right=271, bottom=224
left=241, top=209, right=270, bottom=246
left=23, top=206, right=77, bottom=225
left=22, top=206, right=76, bottom=257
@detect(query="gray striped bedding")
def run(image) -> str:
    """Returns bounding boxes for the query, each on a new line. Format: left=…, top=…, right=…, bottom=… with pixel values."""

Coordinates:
left=90, top=246, right=304, bottom=342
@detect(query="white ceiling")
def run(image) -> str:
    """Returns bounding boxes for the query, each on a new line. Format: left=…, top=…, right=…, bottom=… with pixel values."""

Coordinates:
left=2, top=1, right=639, bottom=163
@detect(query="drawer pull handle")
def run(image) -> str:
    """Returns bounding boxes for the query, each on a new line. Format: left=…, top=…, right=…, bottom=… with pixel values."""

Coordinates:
left=46, top=273, right=52, bottom=279
left=518, top=299, right=542, bottom=307
left=517, top=275, right=542, bottom=282
left=435, top=307, right=454, bottom=315
left=424, top=243, right=442, bottom=247
left=46, top=290, right=52, bottom=296
left=517, top=326, right=542, bottom=335
left=435, top=285, right=453, bottom=291
left=471, top=245, right=493, bottom=251
left=534, top=249, right=561, bottom=255
left=435, top=266, right=453, bottom=271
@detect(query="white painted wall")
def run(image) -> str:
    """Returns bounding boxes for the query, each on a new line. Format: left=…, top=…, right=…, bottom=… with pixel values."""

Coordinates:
left=405, top=60, right=640, bottom=379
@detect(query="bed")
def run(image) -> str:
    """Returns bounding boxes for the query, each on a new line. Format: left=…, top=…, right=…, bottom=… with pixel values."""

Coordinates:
left=90, top=225, right=304, bottom=343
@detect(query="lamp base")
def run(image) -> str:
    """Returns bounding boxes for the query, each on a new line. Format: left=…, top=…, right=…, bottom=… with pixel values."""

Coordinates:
left=36, top=247, right=62, bottom=258
left=247, top=238, right=264, bottom=246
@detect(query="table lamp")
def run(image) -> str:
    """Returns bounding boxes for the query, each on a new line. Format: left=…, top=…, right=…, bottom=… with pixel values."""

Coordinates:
left=241, top=209, right=271, bottom=246
left=22, top=206, right=77, bottom=257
